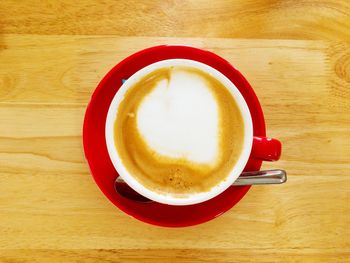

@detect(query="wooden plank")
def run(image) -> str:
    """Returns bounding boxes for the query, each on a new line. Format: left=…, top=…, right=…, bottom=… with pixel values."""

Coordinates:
left=2, top=36, right=349, bottom=120
left=1, top=102, right=349, bottom=176
left=1, top=249, right=350, bottom=262
left=1, top=35, right=332, bottom=105
left=1, top=1, right=350, bottom=41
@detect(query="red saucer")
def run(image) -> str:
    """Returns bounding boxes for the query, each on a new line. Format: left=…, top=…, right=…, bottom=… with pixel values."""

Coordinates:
left=83, top=45, right=266, bottom=227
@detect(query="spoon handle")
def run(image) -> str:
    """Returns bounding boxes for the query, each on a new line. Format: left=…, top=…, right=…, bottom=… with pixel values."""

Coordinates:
left=233, top=169, right=287, bottom=186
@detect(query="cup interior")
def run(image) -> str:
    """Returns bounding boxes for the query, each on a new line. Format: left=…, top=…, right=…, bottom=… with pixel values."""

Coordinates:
left=105, top=59, right=253, bottom=205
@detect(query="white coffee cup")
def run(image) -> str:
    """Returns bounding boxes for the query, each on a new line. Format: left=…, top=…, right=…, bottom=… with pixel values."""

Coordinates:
left=105, top=59, right=253, bottom=205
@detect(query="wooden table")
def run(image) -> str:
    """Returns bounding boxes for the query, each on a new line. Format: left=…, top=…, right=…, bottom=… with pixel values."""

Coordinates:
left=1, top=1, right=350, bottom=262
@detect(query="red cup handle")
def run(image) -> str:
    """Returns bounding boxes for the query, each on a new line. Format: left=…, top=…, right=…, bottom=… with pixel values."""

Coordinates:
left=251, top=136, right=282, bottom=161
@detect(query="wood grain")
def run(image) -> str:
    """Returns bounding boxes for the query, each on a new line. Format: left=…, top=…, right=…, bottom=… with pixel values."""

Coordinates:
left=1, top=0, right=350, bottom=41
left=1, top=1, right=350, bottom=262
left=1, top=249, right=350, bottom=263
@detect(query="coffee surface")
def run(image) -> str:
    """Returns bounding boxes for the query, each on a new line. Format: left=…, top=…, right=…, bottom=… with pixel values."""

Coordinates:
left=114, top=66, right=244, bottom=196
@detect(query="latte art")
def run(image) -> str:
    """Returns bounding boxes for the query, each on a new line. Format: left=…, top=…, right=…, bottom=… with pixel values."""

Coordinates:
left=114, top=65, right=244, bottom=195
left=137, top=69, right=219, bottom=164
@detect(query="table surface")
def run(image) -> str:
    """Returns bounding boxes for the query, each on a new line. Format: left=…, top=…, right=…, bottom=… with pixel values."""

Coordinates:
left=1, top=1, right=350, bottom=262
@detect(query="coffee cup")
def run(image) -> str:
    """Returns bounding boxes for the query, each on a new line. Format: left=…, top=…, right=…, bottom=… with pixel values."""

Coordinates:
left=105, top=59, right=280, bottom=206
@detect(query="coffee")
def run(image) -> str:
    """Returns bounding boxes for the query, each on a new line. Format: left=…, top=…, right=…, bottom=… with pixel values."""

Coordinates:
left=114, top=65, right=244, bottom=196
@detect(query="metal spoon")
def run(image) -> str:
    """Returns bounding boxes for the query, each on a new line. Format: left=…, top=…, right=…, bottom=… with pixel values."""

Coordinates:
left=115, top=169, right=286, bottom=202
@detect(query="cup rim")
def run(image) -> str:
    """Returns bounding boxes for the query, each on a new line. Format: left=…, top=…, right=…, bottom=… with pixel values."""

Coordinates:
left=105, top=59, right=253, bottom=205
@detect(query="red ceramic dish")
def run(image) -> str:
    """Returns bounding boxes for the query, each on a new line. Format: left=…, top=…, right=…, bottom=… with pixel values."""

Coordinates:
left=83, top=45, right=267, bottom=227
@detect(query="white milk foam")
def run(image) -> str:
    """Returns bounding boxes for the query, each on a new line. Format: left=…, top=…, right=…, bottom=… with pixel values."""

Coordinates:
left=136, top=68, right=219, bottom=164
